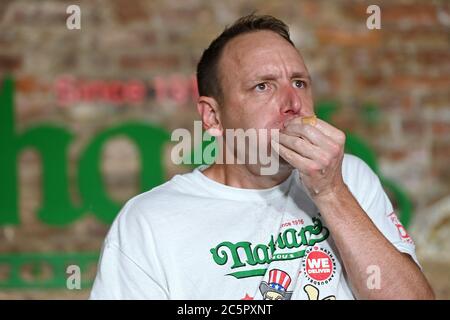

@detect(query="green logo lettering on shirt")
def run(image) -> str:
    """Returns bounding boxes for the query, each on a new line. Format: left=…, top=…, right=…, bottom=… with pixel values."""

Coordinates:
left=210, top=217, right=329, bottom=279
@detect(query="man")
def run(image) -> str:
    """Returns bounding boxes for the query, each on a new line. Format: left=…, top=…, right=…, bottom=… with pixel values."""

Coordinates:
left=90, top=14, right=434, bottom=300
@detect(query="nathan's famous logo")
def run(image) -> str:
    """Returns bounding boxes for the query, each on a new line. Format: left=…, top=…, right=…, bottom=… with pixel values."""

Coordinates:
left=210, top=217, right=329, bottom=279
left=302, top=246, right=336, bottom=286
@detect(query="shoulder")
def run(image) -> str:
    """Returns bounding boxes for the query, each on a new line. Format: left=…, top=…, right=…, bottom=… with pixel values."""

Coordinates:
left=342, top=153, right=374, bottom=176
left=127, top=176, right=187, bottom=214
left=105, top=170, right=201, bottom=242
left=342, top=153, right=380, bottom=184
left=341, top=153, right=384, bottom=206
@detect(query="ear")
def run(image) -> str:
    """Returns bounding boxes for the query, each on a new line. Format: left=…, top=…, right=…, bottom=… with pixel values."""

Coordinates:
left=196, top=96, right=223, bottom=136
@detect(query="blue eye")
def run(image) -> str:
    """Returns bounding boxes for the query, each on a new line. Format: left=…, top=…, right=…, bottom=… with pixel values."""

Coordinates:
left=293, top=80, right=306, bottom=88
left=255, top=83, right=268, bottom=92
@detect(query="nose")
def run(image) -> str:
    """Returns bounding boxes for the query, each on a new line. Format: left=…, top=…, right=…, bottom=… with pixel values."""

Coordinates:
left=279, top=84, right=301, bottom=116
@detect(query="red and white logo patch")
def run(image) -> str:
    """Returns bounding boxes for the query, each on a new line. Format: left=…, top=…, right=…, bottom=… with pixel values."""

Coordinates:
left=302, top=246, right=336, bottom=285
left=388, top=212, right=414, bottom=245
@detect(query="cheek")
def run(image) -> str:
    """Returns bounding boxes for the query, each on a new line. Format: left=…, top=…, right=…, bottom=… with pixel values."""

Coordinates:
left=303, top=90, right=314, bottom=110
left=244, top=95, right=281, bottom=126
left=224, top=99, right=270, bottom=128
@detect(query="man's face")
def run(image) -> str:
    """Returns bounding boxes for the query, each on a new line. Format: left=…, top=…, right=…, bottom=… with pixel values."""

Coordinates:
left=264, top=290, right=284, bottom=300
left=217, top=30, right=314, bottom=132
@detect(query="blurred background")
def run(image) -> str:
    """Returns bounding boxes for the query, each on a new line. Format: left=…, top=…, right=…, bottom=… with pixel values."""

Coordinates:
left=0, top=0, right=449, bottom=299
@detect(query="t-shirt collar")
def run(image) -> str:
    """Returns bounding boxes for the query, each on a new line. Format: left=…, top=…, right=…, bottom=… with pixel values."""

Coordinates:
left=187, top=165, right=297, bottom=202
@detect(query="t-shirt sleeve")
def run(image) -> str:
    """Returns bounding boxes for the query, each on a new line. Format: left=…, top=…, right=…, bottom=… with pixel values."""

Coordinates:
left=89, top=198, right=169, bottom=299
left=89, top=241, right=169, bottom=299
left=343, top=155, right=421, bottom=268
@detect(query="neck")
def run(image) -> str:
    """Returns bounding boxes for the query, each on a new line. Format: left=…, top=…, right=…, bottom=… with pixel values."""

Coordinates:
left=201, top=163, right=293, bottom=189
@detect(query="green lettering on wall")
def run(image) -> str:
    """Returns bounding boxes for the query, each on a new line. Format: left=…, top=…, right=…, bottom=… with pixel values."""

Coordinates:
left=0, top=76, right=82, bottom=225
left=78, top=123, right=169, bottom=224
left=0, top=77, right=170, bottom=226
left=0, top=77, right=19, bottom=224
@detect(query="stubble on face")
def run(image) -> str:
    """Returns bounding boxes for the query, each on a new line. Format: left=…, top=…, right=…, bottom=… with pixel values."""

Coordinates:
left=218, top=31, right=313, bottom=170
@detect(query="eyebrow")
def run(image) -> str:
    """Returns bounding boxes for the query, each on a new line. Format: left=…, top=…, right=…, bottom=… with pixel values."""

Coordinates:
left=249, top=72, right=312, bottom=82
left=291, top=72, right=312, bottom=81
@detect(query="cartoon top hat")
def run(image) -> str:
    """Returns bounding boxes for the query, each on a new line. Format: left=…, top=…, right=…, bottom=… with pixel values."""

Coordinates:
left=259, top=269, right=293, bottom=300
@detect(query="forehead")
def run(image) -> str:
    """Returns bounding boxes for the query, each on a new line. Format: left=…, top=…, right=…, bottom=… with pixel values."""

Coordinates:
left=220, top=30, right=307, bottom=77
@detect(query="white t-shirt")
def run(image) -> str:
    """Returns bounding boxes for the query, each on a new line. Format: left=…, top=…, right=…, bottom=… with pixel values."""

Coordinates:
left=90, top=154, right=419, bottom=300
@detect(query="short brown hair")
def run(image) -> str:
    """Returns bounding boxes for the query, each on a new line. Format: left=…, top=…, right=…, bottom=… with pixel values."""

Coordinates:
left=196, top=14, right=295, bottom=104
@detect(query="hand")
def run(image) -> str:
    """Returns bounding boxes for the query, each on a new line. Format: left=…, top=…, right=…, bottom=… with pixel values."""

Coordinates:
left=271, top=117, right=347, bottom=201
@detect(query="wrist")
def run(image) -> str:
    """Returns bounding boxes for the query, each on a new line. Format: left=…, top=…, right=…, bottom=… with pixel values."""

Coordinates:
left=311, top=181, right=349, bottom=205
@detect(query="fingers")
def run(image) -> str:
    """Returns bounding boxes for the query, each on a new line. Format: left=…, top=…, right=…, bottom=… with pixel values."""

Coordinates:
left=315, top=119, right=346, bottom=145
left=283, top=117, right=346, bottom=148
left=271, top=139, right=321, bottom=176
left=278, top=132, right=331, bottom=169
left=281, top=123, right=342, bottom=157
left=276, top=117, right=346, bottom=198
